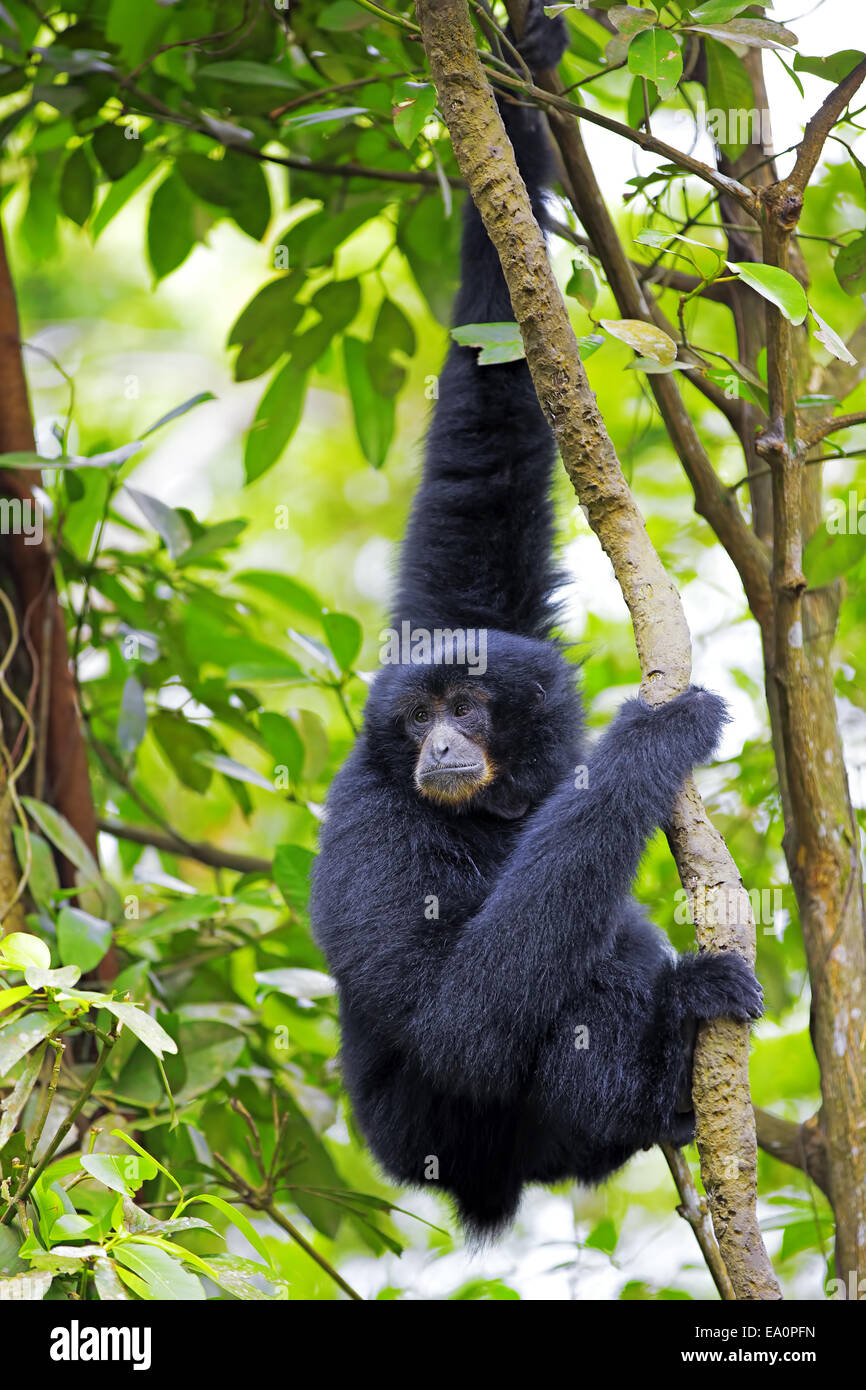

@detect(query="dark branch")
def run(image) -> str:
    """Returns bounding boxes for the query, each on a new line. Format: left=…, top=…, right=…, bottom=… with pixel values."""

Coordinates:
left=790, top=57, right=866, bottom=193
left=96, top=817, right=271, bottom=876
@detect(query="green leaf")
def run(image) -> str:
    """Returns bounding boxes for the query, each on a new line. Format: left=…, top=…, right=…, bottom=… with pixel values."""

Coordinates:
left=255, top=967, right=336, bottom=1000
left=113, top=1242, right=204, bottom=1300
left=245, top=359, right=308, bottom=484
left=600, top=317, right=677, bottom=364
left=124, top=485, right=192, bottom=560
left=12, top=828, right=59, bottom=911
left=21, top=797, right=102, bottom=886
left=229, top=277, right=302, bottom=380
left=451, top=321, right=525, bottom=364
left=577, top=334, right=605, bottom=359
left=0, top=931, right=50, bottom=971
left=233, top=571, right=322, bottom=621
left=810, top=308, right=856, bottom=366
left=164, top=1021, right=244, bottom=1102
left=565, top=261, right=597, bottom=309
left=147, top=174, right=196, bottom=281
left=184, top=1194, right=275, bottom=1270
left=608, top=6, right=656, bottom=36
left=258, top=712, right=304, bottom=781
left=835, top=233, right=866, bottom=297
left=93, top=1256, right=131, bottom=1301
left=319, top=0, right=369, bottom=29
left=57, top=906, right=113, bottom=974
left=311, top=278, right=362, bottom=337
left=123, top=895, right=221, bottom=944
left=273, top=844, right=316, bottom=916
left=197, top=60, right=299, bottom=90
left=687, top=18, right=798, bottom=50
left=91, top=123, right=142, bottom=180
left=140, top=391, right=217, bottom=438
left=0, top=1013, right=55, bottom=1073
left=793, top=50, right=865, bottom=83
left=0, top=1042, right=44, bottom=1148
left=704, top=36, right=756, bottom=160
left=627, top=28, right=682, bottom=101
left=176, top=518, right=247, bottom=567
left=688, top=0, right=753, bottom=19
left=343, top=335, right=394, bottom=467
left=727, top=262, right=808, bottom=325
left=23, top=964, right=81, bottom=990
left=81, top=1152, right=158, bottom=1196
left=193, top=751, right=275, bottom=791
left=803, top=526, right=865, bottom=587
left=92, top=153, right=158, bottom=240
left=59, top=146, right=94, bottom=226
left=103, top=1003, right=178, bottom=1060
left=322, top=611, right=362, bottom=672
left=151, top=712, right=216, bottom=793
left=284, top=105, right=368, bottom=130
left=117, top=675, right=147, bottom=754
left=0, top=984, right=33, bottom=1016
left=176, top=151, right=270, bottom=240
left=366, top=298, right=416, bottom=395
left=392, top=80, right=437, bottom=148
left=585, top=1216, right=619, bottom=1254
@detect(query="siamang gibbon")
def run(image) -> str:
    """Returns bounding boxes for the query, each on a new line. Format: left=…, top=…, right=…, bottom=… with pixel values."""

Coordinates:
left=311, top=1, right=762, bottom=1238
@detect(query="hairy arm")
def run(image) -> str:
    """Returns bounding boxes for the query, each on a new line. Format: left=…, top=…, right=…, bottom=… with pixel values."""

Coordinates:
left=315, top=688, right=725, bottom=1100
left=389, top=10, right=568, bottom=640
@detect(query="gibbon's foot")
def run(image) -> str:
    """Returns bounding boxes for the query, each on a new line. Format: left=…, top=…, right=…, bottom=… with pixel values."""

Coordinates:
left=677, top=950, right=764, bottom=1023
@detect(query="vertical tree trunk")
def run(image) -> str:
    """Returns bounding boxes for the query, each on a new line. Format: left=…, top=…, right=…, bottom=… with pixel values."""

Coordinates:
left=0, top=218, right=99, bottom=897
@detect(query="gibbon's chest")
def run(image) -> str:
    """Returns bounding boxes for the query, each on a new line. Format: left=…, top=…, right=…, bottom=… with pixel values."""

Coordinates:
left=431, top=812, right=525, bottom=897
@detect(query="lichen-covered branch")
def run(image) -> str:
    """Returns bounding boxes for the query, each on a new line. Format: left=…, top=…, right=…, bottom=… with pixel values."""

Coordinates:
left=415, top=0, right=780, bottom=1300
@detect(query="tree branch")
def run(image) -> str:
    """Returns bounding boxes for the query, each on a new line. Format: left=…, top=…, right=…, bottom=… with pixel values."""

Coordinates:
left=801, top=410, right=866, bottom=450
left=417, top=0, right=780, bottom=1300
left=486, top=64, right=759, bottom=216
left=0, top=217, right=103, bottom=931
left=789, top=56, right=866, bottom=193
left=661, top=1143, right=735, bottom=1301
left=754, top=1108, right=830, bottom=1198
left=508, top=25, right=772, bottom=627
left=96, top=817, right=271, bottom=877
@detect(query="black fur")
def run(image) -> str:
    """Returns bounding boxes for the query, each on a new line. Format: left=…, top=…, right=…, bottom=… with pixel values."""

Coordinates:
left=311, top=3, right=762, bottom=1238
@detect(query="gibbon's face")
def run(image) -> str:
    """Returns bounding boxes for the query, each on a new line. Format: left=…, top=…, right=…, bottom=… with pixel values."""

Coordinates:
left=401, top=682, right=494, bottom=805
left=365, top=630, right=584, bottom=820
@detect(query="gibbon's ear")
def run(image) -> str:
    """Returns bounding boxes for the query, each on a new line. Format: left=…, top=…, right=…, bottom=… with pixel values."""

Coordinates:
left=533, top=681, right=546, bottom=705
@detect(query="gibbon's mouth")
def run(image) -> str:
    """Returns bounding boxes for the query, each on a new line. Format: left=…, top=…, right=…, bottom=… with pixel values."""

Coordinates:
left=416, top=763, right=490, bottom=803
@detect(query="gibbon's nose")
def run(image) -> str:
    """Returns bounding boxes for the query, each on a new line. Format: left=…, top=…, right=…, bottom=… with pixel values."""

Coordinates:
left=433, top=737, right=450, bottom=761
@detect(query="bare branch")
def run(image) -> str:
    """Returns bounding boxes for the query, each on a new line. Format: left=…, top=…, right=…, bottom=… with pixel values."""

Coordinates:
left=754, top=1108, right=830, bottom=1198
left=790, top=56, right=866, bottom=193
left=515, top=47, right=772, bottom=626
left=801, top=410, right=866, bottom=450
left=96, top=817, right=271, bottom=877
left=661, top=1143, right=735, bottom=1301
left=487, top=64, right=759, bottom=217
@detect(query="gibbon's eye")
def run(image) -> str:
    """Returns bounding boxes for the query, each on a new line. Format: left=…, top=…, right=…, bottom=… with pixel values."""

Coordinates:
left=413, top=707, right=430, bottom=725
left=454, top=702, right=471, bottom=717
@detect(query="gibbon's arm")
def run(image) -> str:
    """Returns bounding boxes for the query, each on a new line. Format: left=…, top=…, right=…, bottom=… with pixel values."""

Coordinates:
left=321, top=689, right=725, bottom=1101
left=389, top=48, right=565, bottom=640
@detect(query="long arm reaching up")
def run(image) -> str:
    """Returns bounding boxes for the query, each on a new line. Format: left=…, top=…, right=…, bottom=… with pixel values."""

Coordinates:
left=390, top=9, right=569, bottom=640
